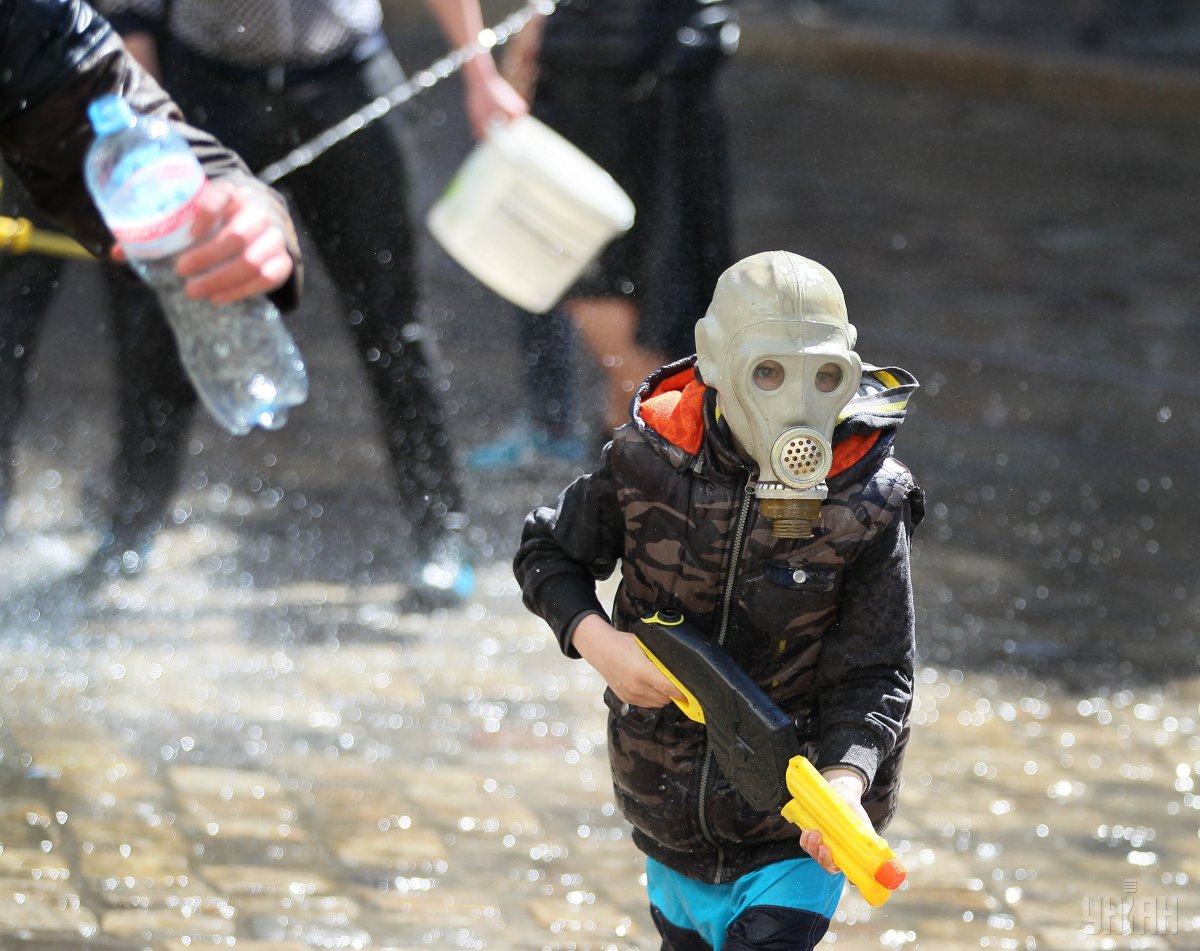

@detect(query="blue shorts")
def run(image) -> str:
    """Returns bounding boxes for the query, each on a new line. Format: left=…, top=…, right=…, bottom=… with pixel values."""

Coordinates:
left=646, top=856, right=845, bottom=951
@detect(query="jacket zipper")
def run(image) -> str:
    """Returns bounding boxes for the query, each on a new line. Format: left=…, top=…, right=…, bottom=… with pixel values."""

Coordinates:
left=696, top=472, right=756, bottom=882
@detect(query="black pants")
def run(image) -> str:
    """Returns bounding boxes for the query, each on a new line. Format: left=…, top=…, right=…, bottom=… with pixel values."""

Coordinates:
left=509, top=55, right=732, bottom=432
left=532, top=61, right=732, bottom=361
left=101, top=38, right=462, bottom=553
left=0, top=170, right=64, bottom=523
left=514, top=303, right=578, bottom=439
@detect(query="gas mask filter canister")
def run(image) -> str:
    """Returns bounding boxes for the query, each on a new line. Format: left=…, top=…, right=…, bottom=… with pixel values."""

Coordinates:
left=695, top=251, right=863, bottom=539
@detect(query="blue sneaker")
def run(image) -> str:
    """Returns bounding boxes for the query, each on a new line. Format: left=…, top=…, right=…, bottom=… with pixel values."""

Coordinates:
left=405, top=532, right=476, bottom=610
left=468, top=423, right=586, bottom=471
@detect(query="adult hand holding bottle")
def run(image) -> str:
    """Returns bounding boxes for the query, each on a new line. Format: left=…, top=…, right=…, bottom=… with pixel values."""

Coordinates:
left=110, top=177, right=295, bottom=306
left=110, top=30, right=295, bottom=307
left=86, top=94, right=309, bottom=436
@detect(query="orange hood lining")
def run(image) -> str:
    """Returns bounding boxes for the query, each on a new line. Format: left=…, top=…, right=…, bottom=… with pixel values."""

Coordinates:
left=639, top=369, right=880, bottom=476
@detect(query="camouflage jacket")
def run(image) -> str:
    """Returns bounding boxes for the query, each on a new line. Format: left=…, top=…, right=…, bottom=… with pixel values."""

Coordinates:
left=514, top=357, right=924, bottom=883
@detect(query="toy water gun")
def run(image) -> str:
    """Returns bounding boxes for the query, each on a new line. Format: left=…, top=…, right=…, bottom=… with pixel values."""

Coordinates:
left=0, top=174, right=93, bottom=260
left=634, top=610, right=906, bottom=907
left=0, top=215, right=94, bottom=259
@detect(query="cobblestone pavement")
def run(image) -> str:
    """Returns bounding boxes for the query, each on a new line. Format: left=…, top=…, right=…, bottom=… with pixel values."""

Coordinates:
left=2, top=6, right=1199, bottom=950
left=0, top=560, right=1196, bottom=950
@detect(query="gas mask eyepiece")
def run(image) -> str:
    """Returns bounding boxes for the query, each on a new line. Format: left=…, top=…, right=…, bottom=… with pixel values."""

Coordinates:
left=695, top=252, right=863, bottom=539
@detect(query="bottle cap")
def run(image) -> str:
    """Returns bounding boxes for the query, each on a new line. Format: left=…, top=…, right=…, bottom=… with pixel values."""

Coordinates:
left=874, top=858, right=907, bottom=890
left=88, top=94, right=136, bottom=136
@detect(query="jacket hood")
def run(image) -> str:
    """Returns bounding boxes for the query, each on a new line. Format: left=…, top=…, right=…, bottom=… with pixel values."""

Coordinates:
left=631, top=355, right=918, bottom=476
left=835, top=363, right=920, bottom=436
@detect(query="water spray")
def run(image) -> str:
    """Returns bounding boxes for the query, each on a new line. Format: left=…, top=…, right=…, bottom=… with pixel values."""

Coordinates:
left=257, top=0, right=560, bottom=185
left=0, top=0, right=560, bottom=259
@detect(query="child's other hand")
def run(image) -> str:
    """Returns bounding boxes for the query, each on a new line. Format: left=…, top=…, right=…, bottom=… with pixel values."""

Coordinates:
left=572, top=614, right=685, bottom=708
left=800, top=768, right=870, bottom=876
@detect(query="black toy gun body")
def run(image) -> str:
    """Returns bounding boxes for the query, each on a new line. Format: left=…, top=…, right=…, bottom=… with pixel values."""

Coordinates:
left=633, top=610, right=906, bottom=906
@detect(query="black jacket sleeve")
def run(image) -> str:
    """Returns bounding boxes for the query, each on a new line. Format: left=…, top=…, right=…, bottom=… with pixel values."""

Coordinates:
left=513, top=442, right=626, bottom=657
left=812, top=483, right=920, bottom=788
left=0, top=0, right=302, bottom=309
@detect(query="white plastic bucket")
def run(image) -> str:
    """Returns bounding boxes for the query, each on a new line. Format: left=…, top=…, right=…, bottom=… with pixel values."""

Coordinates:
left=426, top=114, right=635, bottom=314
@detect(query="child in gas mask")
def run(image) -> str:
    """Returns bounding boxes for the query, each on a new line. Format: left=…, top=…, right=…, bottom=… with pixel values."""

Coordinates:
left=514, top=251, right=923, bottom=950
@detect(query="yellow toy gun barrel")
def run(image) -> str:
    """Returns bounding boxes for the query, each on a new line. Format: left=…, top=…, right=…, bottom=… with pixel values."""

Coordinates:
left=781, top=755, right=906, bottom=907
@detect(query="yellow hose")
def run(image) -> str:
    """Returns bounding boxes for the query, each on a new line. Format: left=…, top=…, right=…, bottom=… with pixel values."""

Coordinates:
left=0, top=215, right=94, bottom=260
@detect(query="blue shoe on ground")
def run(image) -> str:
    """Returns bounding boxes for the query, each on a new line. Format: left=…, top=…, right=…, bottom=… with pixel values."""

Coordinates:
left=405, top=532, right=476, bottom=610
left=467, top=423, right=586, bottom=471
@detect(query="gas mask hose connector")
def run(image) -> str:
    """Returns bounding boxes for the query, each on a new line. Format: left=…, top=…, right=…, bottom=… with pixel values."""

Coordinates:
left=761, top=497, right=823, bottom=539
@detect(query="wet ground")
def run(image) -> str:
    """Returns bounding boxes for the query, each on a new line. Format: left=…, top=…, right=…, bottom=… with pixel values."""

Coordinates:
left=1, top=9, right=1199, bottom=950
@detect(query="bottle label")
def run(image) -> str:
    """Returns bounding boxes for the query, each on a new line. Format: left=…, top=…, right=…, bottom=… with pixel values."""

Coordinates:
left=106, top=155, right=207, bottom=260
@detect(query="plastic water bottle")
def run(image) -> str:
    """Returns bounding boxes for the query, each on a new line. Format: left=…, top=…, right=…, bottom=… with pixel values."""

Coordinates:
left=84, top=94, right=308, bottom=436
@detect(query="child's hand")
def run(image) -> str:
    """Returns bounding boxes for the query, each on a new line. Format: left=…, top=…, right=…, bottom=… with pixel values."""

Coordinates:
left=799, top=768, right=871, bottom=876
left=573, top=614, right=685, bottom=708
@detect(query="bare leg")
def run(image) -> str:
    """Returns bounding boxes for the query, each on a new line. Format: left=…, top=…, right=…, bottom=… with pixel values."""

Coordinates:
left=567, top=297, right=664, bottom=432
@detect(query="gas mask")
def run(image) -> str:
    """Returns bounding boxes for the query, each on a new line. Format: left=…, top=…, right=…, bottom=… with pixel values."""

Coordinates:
left=695, top=251, right=862, bottom=539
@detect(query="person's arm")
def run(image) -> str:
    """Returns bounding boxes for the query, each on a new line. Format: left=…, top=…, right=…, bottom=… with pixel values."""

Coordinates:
left=573, top=613, right=683, bottom=709
left=798, top=769, right=871, bottom=876
left=812, top=486, right=919, bottom=791
left=803, top=476, right=920, bottom=875
left=109, top=177, right=298, bottom=306
left=100, top=26, right=294, bottom=306
left=118, top=29, right=160, bottom=79
left=89, top=0, right=164, bottom=76
left=514, top=442, right=625, bottom=654
left=514, top=442, right=680, bottom=705
left=422, top=0, right=528, bottom=138
left=0, top=0, right=302, bottom=308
